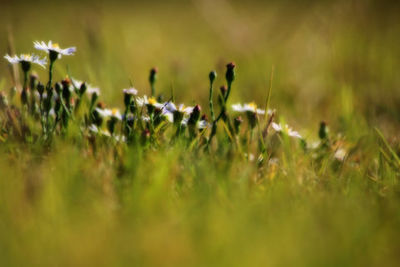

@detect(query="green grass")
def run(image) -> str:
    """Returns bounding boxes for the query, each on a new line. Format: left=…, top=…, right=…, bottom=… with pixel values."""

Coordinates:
left=1, top=0, right=400, bottom=266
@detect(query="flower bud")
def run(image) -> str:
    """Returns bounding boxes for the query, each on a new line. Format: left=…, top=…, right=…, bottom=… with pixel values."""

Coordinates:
left=220, top=85, right=227, bottom=97
left=188, top=104, right=201, bottom=125
left=247, top=112, right=257, bottom=129
left=141, top=128, right=151, bottom=145
left=234, top=116, right=243, bottom=134
left=79, top=82, right=87, bottom=96
left=319, top=121, right=328, bottom=140
left=49, top=50, right=59, bottom=63
left=149, top=67, right=158, bottom=84
left=55, top=82, right=62, bottom=95
left=149, top=67, right=158, bottom=96
left=225, top=62, right=236, bottom=84
left=124, top=92, right=132, bottom=109
left=209, top=70, right=217, bottom=83
left=20, top=61, right=31, bottom=73
left=54, top=96, right=61, bottom=114
left=37, top=82, right=45, bottom=96
left=30, top=74, right=38, bottom=92
left=21, top=88, right=29, bottom=106
left=62, top=78, right=71, bottom=106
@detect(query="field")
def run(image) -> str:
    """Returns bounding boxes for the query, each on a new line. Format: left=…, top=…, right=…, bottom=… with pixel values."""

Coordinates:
left=1, top=0, right=400, bottom=266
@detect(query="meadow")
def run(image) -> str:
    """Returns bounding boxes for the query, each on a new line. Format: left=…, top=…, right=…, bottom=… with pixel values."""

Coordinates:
left=0, top=0, right=400, bottom=266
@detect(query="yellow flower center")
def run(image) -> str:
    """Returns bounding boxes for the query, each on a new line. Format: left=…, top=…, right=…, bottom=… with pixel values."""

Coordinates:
left=52, top=43, right=60, bottom=49
left=148, top=97, right=157, bottom=105
left=111, top=108, right=119, bottom=116
left=22, top=54, right=31, bottom=60
left=248, top=102, right=257, bottom=111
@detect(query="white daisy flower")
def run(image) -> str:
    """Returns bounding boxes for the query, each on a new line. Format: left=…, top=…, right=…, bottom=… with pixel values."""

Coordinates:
left=231, top=102, right=272, bottom=115
left=181, top=118, right=209, bottom=129
left=160, top=109, right=174, bottom=123
left=95, top=108, right=122, bottom=120
left=123, top=88, right=138, bottom=96
left=86, top=86, right=100, bottom=96
left=165, top=102, right=193, bottom=115
left=198, top=120, right=210, bottom=129
left=271, top=122, right=302, bottom=139
left=136, top=95, right=164, bottom=109
left=4, top=54, right=47, bottom=68
left=34, top=41, right=76, bottom=58
left=88, top=124, right=99, bottom=133
left=71, top=78, right=100, bottom=96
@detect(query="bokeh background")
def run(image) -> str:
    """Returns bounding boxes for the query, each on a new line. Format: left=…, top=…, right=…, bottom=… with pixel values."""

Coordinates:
left=1, top=1, right=400, bottom=266
left=1, top=0, right=400, bottom=139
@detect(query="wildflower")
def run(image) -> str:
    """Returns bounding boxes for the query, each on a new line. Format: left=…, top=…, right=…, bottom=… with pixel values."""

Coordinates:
left=123, top=88, right=138, bottom=96
left=4, top=54, right=47, bottom=69
left=87, top=86, right=100, bottom=97
left=165, top=102, right=193, bottom=115
left=209, top=70, right=217, bottom=83
left=319, top=121, right=328, bottom=140
left=188, top=104, right=201, bottom=125
left=149, top=67, right=158, bottom=96
left=34, top=41, right=76, bottom=61
left=232, top=102, right=271, bottom=129
left=123, top=87, right=138, bottom=108
left=234, top=116, right=243, bottom=134
left=271, top=122, right=302, bottom=139
left=231, top=102, right=269, bottom=115
left=136, top=95, right=163, bottom=108
left=334, top=148, right=347, bottom=161
left=165, top=102, right=194, bottom=125
left=95, top=107, right=122, bottom=121
left=181, top=117, right=209, bottom=129
left=94, top=108, right=122, bottom=135
left=225, top=62, right=236, bottom=84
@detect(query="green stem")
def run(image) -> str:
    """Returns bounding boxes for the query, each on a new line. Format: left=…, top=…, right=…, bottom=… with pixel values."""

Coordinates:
left=209, top=80, right=215, bottom=122
left=47, top=60, right=54, bottom=90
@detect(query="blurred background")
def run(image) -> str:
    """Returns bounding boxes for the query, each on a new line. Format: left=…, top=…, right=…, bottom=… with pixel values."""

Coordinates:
left=1, top=0, right=399, bottom=138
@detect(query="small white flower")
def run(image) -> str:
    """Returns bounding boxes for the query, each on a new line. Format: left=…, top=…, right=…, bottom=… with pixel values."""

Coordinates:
left=136, top=95, right=164, bottom=109
left=123, top=88, right=138, bottom=95
left=4, top=54, right=47, bottom=68
left=114, top=135, right=126, bottom=143
left=34, top=41, right=76, bottom=58
left=95, top=108, right=122, bottom=120
left=271, top=122, right=302, bottom=139
left=165, top=102, right=193, bottom=115
left=334, top=148, right=347, bottom=161
left=87, top=86, right=100, bottom=96
left=71, top=78, right=100, bottom=96
left=232, top=102, right=272, bottom=115
left=161, top=110, right=174, bottom=122
left=181, top=118, right=209, bottom=129
left=88, top=124, right=99, bottom=133
left=197, top=120, right=210, bottom=129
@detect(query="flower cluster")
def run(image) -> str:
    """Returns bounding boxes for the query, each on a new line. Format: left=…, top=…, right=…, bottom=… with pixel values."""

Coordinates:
left=1, top=41, right=347, bottom=163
